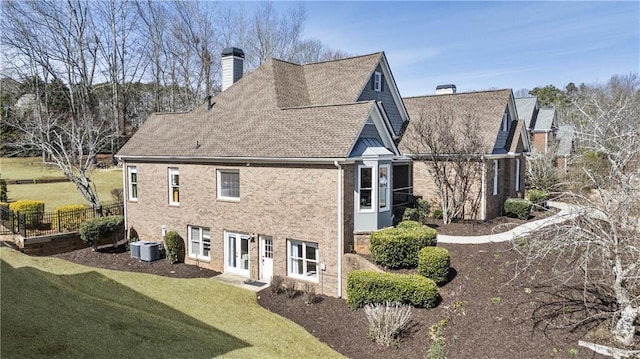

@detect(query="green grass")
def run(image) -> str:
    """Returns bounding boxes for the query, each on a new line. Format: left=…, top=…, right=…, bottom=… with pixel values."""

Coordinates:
left=1, top=157, right=123, bottom=210
left=0, top=247, right=344, bottom=359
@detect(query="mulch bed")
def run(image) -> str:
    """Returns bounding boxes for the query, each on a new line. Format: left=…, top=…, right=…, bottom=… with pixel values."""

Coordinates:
left=429, top=208, right=557, bottom=236
left=47, top=212, right=620, bottom=359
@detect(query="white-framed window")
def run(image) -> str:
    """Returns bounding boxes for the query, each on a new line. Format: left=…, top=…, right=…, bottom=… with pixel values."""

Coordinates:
left=288, top=240, right=318, bottom=281
left=493, top=160, right=499, bottom=196
left=127, top=166, right=137, bottom=201
left=217, top=170, right=240, bottom=201
left=168, top=167, right=179, bottom=205
left=358, top=166, right=373, bottom=212
left=515, top=158, right=521, bottom=192
left=188, top=225, right=210, bottom=260
left=501, top=112, right=509, bottom=132
left=379, top=164, right=390, bottom=210
left=374, top=71, right=382, bottom=92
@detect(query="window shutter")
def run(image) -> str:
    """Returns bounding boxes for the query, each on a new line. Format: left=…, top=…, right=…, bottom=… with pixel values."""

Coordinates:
left=371, top=75, right=375, bottom=90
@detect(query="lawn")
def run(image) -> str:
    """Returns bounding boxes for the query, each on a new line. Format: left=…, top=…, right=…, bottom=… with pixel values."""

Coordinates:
left=0, top=247, right=343, bottom=359
left=1, top=157, right=123, bottom=210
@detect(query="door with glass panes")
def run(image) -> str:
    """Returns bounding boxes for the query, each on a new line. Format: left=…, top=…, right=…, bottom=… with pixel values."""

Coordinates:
left=224, top=231, right=250, bottom=277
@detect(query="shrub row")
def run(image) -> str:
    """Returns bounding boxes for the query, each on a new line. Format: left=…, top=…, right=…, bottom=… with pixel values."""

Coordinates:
left=79, top=215, right=124, bottom=248
left=347, top=270, right=439, bottom=309
left=9, top=200, right=45, bottom=229
left=52, top=204, right=87, bottom=231
left=370, top=221, right=437, bottom=269
left=504, top=198, right=532, bottom=220
left=418, top=247, right=450, bottom=285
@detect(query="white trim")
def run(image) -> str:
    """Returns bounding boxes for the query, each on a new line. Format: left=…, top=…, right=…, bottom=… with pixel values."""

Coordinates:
left=493, top=160, right=499, bottom=196
left=188, top=225, right=211, bottom=261
left=127, top=166, right=138, bottom=201
left=357, top=165, right=375, bottom=213
left=334, top=161, right=343, bottom=297
left=373, top=71, right=382, bottom=92
left=224, top=231, right=250, bottom=277
left=217, top=169, right=240, bottom=202
left=515, top=158, right=521, bottom=192
left=480, top=160, right=486, bottom=220
left=168, top=167, right=179, bottom=205
left=287, top=239, right=319, bottom=282
left=379, top=164, right=391, bottom=211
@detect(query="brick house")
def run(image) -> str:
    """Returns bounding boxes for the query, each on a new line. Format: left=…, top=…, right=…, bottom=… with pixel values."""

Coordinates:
left=116, top=49, right=411, bottom=298
left=515, top=96, right=558, bottom=154
left=400, top=87, right=531, bottom=220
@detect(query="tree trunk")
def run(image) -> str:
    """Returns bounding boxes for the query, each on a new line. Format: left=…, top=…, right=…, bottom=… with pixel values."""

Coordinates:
left=613, top=304, right=638, bottom=346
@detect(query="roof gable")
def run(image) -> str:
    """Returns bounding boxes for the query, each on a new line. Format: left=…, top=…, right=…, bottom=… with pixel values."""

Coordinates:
left=514, top=97, right=538, bottom=129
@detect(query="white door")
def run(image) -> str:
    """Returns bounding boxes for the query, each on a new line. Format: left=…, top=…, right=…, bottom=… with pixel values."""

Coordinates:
left=259, top=236, right=274, bottom=281
left=224, top=232, right=250, bottom=277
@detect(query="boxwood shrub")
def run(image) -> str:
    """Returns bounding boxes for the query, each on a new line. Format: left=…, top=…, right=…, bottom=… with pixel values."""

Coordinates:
left=52, top=204, right=87, bottom=232
left=164, top=231, right=185, bottom=264
left=527, top=189, right=549, bottom=209
left=418, top=246, right=451, bottom=285
left=370, top=222, right=437, bottom=269
left=9, top=200, right=45, bottom=229
left=347, top=270, right=439, bottom=309
left=504, top=198, right=533, bottom=220
left=79, top=215, right=124, bottom=248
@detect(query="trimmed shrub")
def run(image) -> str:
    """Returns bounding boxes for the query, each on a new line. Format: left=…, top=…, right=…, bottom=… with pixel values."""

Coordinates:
left=347, top=270, right=439, bottom=309
left=527, top=189, right=549, bottom=209
left=79, top=215, right=124, bottom=248
left=402, top=199, right=431, bottom=224
left=418, top=246, right=451, bottom=285
left=504, top=198, right=533, bottom=220
left=9, top=200, right=45, bottom=229
left=163, top=230, right=185, bottom=264
left=402, top=207, right=419, bottom=222
left=52, top=204, right=87, bottom=232
left=0, top=179, right=7, bottom=202
left=370, top=222, right=437, bottom=269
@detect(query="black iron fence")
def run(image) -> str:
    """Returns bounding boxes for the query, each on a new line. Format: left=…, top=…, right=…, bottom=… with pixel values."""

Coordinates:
left=0, top=202, right=123, bottom=238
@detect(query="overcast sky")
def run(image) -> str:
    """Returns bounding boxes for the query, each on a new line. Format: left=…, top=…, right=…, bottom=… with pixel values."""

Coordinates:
left=294, top=1, right=639, bottom=96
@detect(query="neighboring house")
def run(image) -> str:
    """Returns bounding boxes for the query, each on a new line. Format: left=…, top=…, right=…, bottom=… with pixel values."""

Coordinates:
left=556, top=124, right=576, bottom=175
left=515, top=96, right=558, bottom=154
left=401, top=88, right=530, bottom=220
left=116, top=49, right=412, bottom=298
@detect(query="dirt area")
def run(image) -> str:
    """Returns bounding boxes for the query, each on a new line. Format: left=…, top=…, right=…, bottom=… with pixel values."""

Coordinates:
left=41, top=212, right=631, bottom=359
left=428, top=208, right=557, bottom=236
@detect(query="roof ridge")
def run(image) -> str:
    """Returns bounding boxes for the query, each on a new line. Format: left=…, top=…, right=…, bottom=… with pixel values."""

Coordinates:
left=403, top=88, right=512, bottom=100
left=280, top=100, right=375, bottom=111
left=302, top=52, right=382, bottom=66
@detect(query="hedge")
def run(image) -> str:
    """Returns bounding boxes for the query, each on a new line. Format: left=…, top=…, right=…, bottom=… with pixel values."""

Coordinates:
left=52, top=204, right=87, bottom=232
left=504, top=198, right=532, bottom=220
left=370, top=222, right=437, bottom=269
left=347, top=270, right=439, bottom=309
left=418, top=246, right=450, bottom=285
left=9, top=200, right=45, bottom=229
left=79, top=215, right=124, bottom=248
left=164, top=231, right=185, bottom=264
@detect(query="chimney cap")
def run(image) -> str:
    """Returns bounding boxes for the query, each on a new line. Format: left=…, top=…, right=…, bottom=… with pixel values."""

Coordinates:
left=222, top=47, right=245, bottom=58
left=435, top=84, right=456, bottom=90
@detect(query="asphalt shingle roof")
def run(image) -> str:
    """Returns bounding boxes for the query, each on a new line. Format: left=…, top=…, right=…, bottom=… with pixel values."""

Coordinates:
left=533, top=107, right=556, bottom=131
left=400, top=89, right=513, bottom=154
left=514, top=97, right=538, bottom=129
left=556, top=124, right=575, bottom=156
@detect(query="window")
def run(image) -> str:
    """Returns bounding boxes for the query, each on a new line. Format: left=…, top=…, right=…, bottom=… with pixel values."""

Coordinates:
left=359, top=166, right=373, bottom=211
left=379, top=165, right=390, bottom=210
left=288, top=240, right=318, bottom=281
left=188, top=226, right=210, bottom=260
left=127, top=166, right=137, bottom=201
left=168, top=168, right=179, bottom=205
left=515, top=158, right=521, bottom=192
left=493, top=160, right=499, bottom=196
left=373, top=71, right=382, bottom=92
left=501, top=112, right=509, bottom=132
left=217, top=170, right=239, bottom=200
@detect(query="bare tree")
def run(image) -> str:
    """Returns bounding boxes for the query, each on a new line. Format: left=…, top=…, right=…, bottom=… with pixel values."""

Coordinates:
left=2, top=0, right=113, bottom=209
left=515, top=74, right=640, bottom=346
left=403, top=105, right=485, bottom=224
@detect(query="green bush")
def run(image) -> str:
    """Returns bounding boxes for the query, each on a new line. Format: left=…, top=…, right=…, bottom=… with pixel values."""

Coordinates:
left=527, top=189, right=549, bottom=205
left=0, top=179, right=7, bottom=202
left=52, top=204, right=87, bottom=232
left=418, top=247, right=451, bottom=285
left=504, top=198, right=532, bottom=220
left=370, top=223, right=437, bottom=269
left=9, top=200, right=45, bottom=229
left=164, top=231, right=185, bottom=264
left=402, top=207, right=419, bottom=222
left=79, top=215, right=124, bottom=248
left=432, top=209, right=443, bottom=219
left=402, top=199, right=431, bottom=224
left=347, top=270, right=439, bottom=309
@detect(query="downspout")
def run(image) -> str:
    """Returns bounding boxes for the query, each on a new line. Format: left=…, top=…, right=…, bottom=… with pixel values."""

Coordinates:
left=333, top=161, right=343, bottom=298
left=480, top=156, right=486, bottom=221
left=121, top=160, right=128, bottom=240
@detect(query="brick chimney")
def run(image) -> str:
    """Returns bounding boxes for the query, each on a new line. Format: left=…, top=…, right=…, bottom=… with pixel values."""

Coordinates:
left=221, top=47, right=245, bottom=91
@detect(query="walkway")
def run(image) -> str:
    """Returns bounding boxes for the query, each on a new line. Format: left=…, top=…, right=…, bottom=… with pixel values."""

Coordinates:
left=437, top=201, right=579, bottom=244
left=210, top=272, right=269, bottom=293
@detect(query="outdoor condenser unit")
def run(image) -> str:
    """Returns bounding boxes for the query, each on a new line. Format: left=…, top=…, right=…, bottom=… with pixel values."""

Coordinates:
left=140, top=242, right=161, bottom=262
left=130, top=241, right=142, bottom=259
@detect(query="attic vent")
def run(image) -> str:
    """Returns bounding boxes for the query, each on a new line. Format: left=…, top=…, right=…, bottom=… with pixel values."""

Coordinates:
left=435, top=84, right=456, bottom=95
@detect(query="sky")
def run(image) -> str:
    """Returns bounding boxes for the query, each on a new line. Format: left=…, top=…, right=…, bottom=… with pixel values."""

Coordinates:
left=288, top=1, right=639, bottom=97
